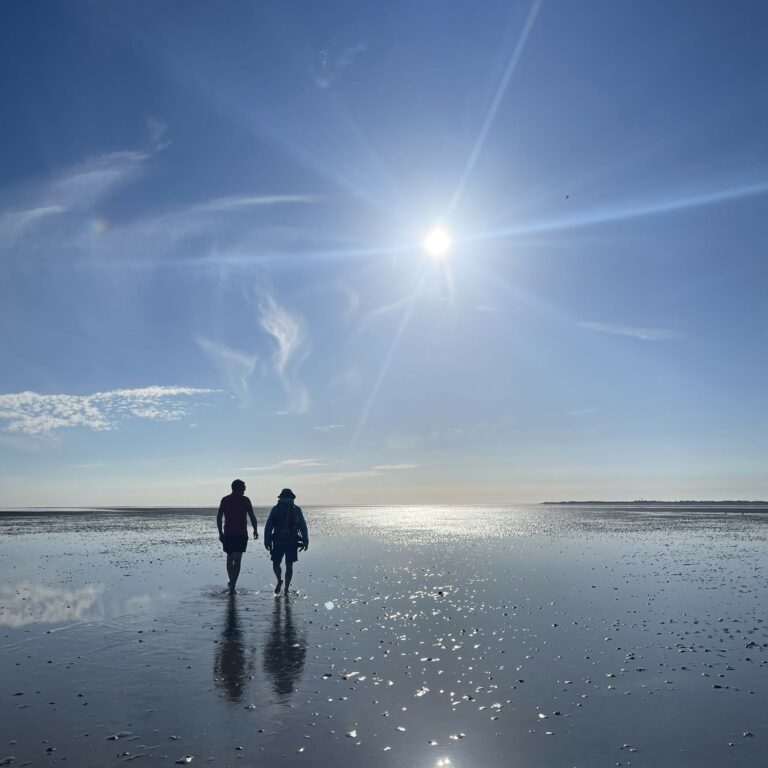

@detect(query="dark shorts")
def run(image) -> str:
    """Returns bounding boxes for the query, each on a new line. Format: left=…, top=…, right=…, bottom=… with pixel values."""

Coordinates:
left=271, top=539, right=299, bottom=564
left=222, top=534, right=248, bottom=553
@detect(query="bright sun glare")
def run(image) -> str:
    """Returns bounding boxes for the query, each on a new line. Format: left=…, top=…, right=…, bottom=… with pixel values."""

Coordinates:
left=423, top=227, right=452, bottom=257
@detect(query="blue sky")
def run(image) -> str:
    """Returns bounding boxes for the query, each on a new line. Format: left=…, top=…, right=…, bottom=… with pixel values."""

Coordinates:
left=1, top=1, right=766, bottom=506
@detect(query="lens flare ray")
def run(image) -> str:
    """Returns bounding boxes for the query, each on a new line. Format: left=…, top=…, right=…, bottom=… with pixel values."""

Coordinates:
left=348, top=269, right=429, bottom=453
left=448, top=0, right=544, bottom=215
left=466, top=179, right=768, bottom=244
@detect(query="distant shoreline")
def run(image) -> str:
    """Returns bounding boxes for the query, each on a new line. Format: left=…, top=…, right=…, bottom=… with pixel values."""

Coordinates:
left=1, top=501, right=768, bottom=515
left=542, top=500, right=768, bottom=505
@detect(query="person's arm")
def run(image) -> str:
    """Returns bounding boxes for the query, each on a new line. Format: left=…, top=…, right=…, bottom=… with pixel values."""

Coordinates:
left=247, top=498, right=259, bottom=539
left=216, top=500, right=224, bottom=541
left=298, top=507, right=309, bottom=551
left=264, top=509, right=275, bottom=549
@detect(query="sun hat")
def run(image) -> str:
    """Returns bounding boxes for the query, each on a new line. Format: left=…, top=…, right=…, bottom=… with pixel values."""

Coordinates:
left=278, top=488, right=296, bottom=500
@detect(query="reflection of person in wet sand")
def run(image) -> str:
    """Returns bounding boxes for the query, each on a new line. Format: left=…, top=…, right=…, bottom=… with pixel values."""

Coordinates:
left=263, top=597, right=307, bottom=698
left=213, top=595, right=255, bottom=702
left=264, top=488, right=309, bottom=595
left=217, top=479, right=259, bottom=594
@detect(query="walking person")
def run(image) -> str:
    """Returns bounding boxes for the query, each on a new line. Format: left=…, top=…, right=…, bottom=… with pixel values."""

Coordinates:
left=264, top=489, right=309, bottom=595
left=217, top=479, right=259, bottom=595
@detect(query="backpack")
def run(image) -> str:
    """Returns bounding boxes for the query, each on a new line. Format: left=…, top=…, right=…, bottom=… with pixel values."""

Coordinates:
left=276, top=503, right=303, bottom=543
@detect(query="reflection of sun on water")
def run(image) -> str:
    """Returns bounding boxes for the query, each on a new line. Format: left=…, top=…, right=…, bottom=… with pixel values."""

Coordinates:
left=423, top=227, right=452, bottom=258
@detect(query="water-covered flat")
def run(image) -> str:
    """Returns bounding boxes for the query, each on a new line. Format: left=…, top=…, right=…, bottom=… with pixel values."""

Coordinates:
left=1, top=504, right=766, bottom=767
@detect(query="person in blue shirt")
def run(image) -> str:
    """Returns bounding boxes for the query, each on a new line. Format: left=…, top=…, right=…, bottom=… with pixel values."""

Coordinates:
left=264, top=488, right=309, bottom=595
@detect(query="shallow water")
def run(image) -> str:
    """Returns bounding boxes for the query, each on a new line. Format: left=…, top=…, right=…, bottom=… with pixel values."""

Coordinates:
left=1, top=504, right=767, bottom=767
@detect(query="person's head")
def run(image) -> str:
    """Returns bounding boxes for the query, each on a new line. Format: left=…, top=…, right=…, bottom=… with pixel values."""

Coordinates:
left=231, top=479, right=246, bottom=495
left=278, top=488, right=296, bottom=503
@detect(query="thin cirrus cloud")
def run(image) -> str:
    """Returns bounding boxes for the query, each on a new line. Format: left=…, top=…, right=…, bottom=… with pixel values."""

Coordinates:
left=46, top=151, right=149, bottom=210
left=87, top=192, right=317, bottom=266
left=314, top=424, right=344, bottom=432
left=258, top=294, right=310, bottom=414
left=190, top=194, right=316, bottom=214
left=292, top=463, right=419, bottom=485
left=195, top=337, right=258, bottom=403
left=196, top=294, right=310, bottom=413
left=310, top=42, right=367, bottom=89
left=371, top=464, right=419, bottom=471
left=578, top=321, right=681, bottom=341
left=0, top=386, right=220, bottom=435
left=237, top=462, right=418, bottom=484
left=239, top=458, right=327, bottom=471
left=0, top=150, right=149, bottom=250
left=570, top=407, right=598, bottom=417
left=0, top=140, right=317, bottom=264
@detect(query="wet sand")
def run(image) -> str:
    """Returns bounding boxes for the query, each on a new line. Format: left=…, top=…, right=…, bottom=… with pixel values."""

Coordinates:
left=1, top=504, right=767, bottom=767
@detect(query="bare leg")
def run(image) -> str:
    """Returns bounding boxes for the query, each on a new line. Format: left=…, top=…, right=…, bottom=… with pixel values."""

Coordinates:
left=273, top=562, right=283, bottom=594
left=272, top=561, right=283, bottom=595
left=229, top=552, right=242, bottom=593
left=226, top=554, right=234, bottom=590
left=284, top=562, right=293, bottom=594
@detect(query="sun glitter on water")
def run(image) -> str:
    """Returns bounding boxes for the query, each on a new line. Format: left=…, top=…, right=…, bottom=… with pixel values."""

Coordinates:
left=423, top=227, right=452, bottom=258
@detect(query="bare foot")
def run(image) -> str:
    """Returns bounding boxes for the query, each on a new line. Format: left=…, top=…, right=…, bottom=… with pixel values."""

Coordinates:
left=274, top=580, right=283, bottom=594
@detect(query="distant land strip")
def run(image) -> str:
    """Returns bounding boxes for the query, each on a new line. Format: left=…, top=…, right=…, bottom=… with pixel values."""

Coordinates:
left=543, top=500, right=768, bottom=505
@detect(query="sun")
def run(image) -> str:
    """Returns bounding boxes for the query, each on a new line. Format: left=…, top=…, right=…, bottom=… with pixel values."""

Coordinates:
left=423, top=227, right=452, bottom=257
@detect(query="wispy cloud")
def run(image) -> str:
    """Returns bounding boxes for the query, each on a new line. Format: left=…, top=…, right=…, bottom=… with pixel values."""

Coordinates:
left=578, top=321, right=680, bottom=341
left=78, top=193, right=315, bottom=266
left=570, top=407, right=598, bottom=416
left=384, top=424, right=491, bottom=453
left=314, top=424, right=344, bottom=432
left=240, top=458, right=327, bottom=471
left=0, top=432, right=61, bottom=453
left=292, top=463, right=418, bottom=485
left=371, top=463, right=418, bottom=471
left=311, top=42, right=367, bottom=89
left=0, top=143, right=317, bottom=265
left=238, top=462, right=417, bottom=485
left=0, top=386, right=219, bottom=435
left=258, top=294, right=309, bottom=414
left=45, top=150, right=149, bottom=211
left=196, top=337, right=257, bottom=403
left=0, top=205, right=65, bottom=244
left=191, top=194, right=316, bottom=214
left=146, top=116, right=171, bottom=151
left=197, top=292, right=311, bottom=415
left=0, top=150, right=149, bottom=249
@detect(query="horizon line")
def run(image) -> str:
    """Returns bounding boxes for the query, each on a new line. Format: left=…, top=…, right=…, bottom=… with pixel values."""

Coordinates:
left=2, top=498, right=767, bottom=512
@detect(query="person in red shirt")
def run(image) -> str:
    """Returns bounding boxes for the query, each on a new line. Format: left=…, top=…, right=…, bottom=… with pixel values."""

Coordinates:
left=217, top=479, right=259, bottom=595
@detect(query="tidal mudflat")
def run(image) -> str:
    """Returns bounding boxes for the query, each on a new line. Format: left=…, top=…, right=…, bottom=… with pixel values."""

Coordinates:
left=1, top=504, right=767, bottom=767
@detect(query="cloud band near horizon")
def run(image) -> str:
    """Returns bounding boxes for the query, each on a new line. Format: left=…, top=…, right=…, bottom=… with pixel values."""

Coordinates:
left=0, top=386, right=220, bottom=435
